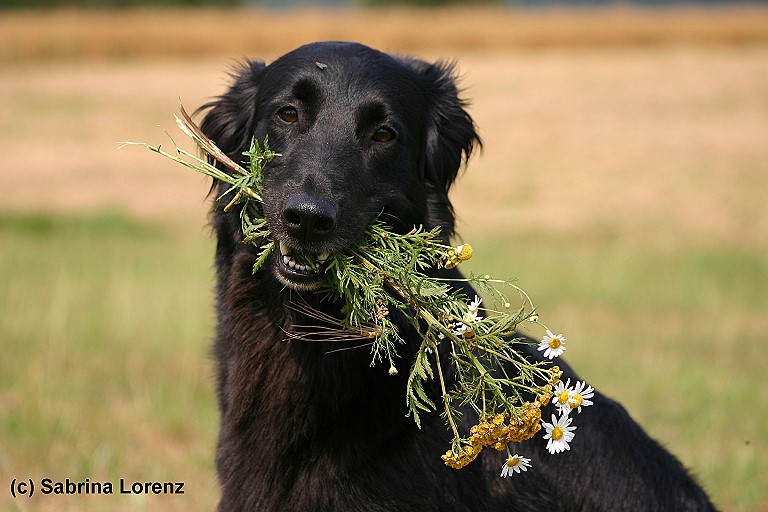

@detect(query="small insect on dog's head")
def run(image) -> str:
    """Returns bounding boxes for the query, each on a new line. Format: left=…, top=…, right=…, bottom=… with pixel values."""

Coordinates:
left=201, top=42, right=480, bottom=290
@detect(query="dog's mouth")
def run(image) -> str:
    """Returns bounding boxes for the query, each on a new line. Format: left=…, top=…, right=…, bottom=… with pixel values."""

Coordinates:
left=275, top=241, right=333, bottom=290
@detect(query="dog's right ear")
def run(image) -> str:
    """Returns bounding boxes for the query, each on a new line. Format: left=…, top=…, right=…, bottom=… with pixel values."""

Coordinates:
left=199, top=59, right=266, bottom=159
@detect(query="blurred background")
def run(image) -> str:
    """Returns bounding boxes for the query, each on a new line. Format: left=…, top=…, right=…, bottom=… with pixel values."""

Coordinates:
left=1, top=0, right=767, bottom=510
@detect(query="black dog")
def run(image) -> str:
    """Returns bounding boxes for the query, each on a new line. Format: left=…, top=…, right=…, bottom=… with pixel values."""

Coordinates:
left=199, top=42, right=715, bottom=512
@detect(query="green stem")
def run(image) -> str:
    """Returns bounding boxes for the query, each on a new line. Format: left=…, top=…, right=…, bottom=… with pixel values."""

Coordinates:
left=433, top=343, right=461, bottom=444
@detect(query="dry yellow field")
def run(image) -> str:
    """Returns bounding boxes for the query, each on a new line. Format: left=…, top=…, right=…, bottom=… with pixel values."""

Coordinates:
left=2, top=6, right=768, bottom=61
left=1, top=7, right=767, bottom=512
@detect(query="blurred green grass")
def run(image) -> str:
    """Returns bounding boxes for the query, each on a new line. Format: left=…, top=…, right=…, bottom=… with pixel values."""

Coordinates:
left=0, top=212, right=219, bottom=512
left=1, top=211, right=765, bottom=510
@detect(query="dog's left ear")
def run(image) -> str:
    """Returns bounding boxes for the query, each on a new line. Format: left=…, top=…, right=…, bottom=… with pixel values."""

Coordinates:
left=401, top=58, right=482, bottom=237
left=199, top=59, right=266, bottom=165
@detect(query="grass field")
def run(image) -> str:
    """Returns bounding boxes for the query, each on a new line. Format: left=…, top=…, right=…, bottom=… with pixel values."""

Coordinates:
left=1, top=6, right=767, bottom=511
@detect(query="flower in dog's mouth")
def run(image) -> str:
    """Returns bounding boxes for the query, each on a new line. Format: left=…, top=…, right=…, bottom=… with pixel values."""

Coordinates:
left=542, top=413, right=577, bottom=454
left=553, top=379, right=595, bottom=415
left=500, top=454, right=531, bottom=477
left=537, top=330, right=567, bottom=359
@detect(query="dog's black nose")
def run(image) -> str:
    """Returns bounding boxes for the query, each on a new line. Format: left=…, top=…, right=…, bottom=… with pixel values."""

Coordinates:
left=282, top=193, right=338, bottom=243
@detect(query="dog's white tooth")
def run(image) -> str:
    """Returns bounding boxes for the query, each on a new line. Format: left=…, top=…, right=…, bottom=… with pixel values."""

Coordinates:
left=316, top=252, right=329, bottom=263
left=279, top=242, right=291, bottom=256
left=288, top=260, right=296, bottom=268
left=283, top=255, right=291, bottom=265
left=297, top=264, right=306, bottom=272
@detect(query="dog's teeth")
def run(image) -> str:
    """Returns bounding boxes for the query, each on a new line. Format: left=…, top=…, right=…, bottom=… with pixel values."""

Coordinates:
left=280, top=244, right=328, bottom=273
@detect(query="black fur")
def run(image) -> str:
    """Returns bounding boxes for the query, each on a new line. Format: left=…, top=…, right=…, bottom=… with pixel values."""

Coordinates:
left=199, top=42, right=716, bottom=512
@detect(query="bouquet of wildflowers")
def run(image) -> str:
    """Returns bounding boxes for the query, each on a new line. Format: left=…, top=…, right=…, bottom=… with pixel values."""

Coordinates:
left=124, top=105, right=595, bottom=477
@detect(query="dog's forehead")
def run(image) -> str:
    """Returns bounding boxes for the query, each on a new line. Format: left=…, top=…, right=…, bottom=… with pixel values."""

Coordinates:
left=273, top=42, right=398, bottom=70
left=265, top=42, right=418, bottom=93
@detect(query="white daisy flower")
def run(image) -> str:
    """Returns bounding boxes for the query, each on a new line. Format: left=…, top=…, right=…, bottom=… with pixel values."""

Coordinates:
left=500, top=454, right=531, bottom=478
left=552, top=378, right=575, bottom=415
left=451, top=322, right=469, bottom=336
left=542, top=413, right=577, bottom=454
left=463, top=296, right=483, bottom=324
left=468, top=295, right=483, bottom=315
left=537, top=330, right=567, bottom=359
left=451, top=296, right=484, bottom=337
left=569, top=380, right=595, bottom=413
left=552, top=379, right=595, bottom=415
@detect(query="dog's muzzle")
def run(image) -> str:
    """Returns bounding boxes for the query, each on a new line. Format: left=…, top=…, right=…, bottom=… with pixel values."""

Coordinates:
left=274, top=193, right=338, bottom=290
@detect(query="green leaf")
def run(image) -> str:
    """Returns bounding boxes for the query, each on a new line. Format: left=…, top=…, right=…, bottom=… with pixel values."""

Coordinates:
left=252, top=240, right=276, bottom=273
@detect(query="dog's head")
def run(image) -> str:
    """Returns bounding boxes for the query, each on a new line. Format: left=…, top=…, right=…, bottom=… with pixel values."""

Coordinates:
left=201, top=42, right=480, bottom=290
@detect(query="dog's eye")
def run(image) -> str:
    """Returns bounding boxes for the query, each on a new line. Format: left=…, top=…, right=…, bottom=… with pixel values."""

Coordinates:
left=372, top=126, right=396, bottom=143
left=278, top=107, right=299, bottom=124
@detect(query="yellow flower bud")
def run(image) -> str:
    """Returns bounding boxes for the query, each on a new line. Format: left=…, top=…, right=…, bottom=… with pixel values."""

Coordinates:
left=456, top=243, right=473, bottom=261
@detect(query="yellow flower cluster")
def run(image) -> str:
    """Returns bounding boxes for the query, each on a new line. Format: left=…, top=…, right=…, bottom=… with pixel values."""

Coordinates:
left=441, top=402, right=544, bottom=469
left=441, top=441, right=483, bottom=469
left=444, top=243, right=474, bottom=269
left=536, top=365, right=563, bottom=406
left=503, top=402, right=543, bottom=443
left=549, top=365, right=563, bottom=386
left=532, top=366, right=561, bottom=408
